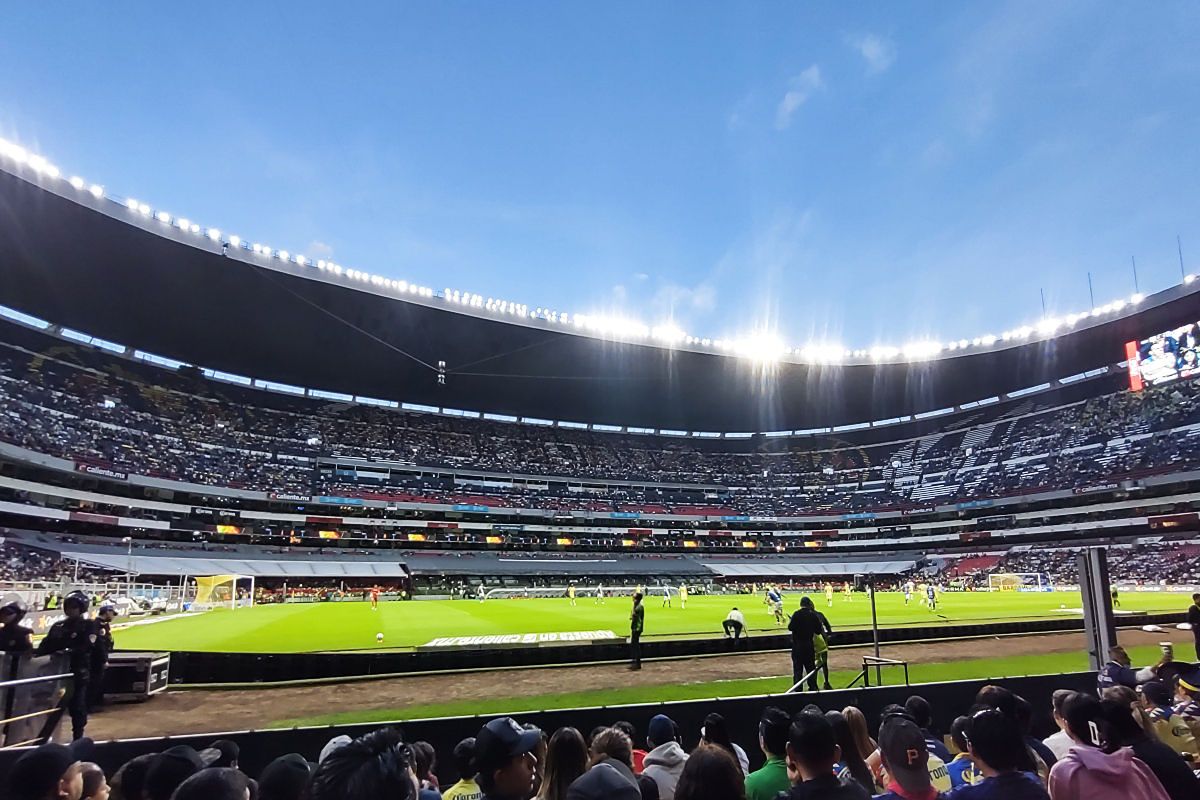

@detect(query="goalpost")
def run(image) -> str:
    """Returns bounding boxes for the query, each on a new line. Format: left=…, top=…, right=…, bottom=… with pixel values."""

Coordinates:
left=191, top=574, right=255, bottom=610
left=987, top=572, right=1053, bottom=592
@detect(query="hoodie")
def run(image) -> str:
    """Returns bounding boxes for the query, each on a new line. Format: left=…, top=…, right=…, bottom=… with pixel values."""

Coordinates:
left=1046, top=746, right=1169, bottom=800
left=641, top=742, right=688, bottom=800
left=565, top=757, right=641, bottom=800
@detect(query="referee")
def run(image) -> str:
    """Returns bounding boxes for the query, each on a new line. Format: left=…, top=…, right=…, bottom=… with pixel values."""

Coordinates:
left=629, top=592, right=644, bottom=670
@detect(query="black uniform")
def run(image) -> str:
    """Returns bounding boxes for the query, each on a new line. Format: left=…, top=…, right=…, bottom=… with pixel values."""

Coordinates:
left=630, top=601, right=645, bottom=670
left=1188, top=600, right=1200, bottom=661
left=0, top=619, right=33, bottom=654
left=88, top=614, right=115, bottom=709
left=788, top=606, right=822, bottom=690
left=35, top=613, right=96, bottom=739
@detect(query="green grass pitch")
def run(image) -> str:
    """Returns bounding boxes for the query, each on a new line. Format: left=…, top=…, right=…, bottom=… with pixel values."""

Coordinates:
left=111, top=590, right=1191, bottom=654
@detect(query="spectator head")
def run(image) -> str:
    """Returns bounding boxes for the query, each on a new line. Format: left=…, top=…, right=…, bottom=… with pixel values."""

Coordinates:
left=1139, top=680, right=1173, bottom=709
left=109, top=754, right=155, bottom=800
left=170, top=769, right=251, bottom=800
left=878, top=704, right=912, bottom=723
left=800, top=597, right=814, bottom=609
left=411, top=742, right=436, bottom=785
left=473, top=718, right=540, bottom=798
left=961, top=709, right=1027, bottom=773
left=973, top=685, right=1018, bottom=718
left=646, top=715, right=679, bottom=749
left=318, top=736, right=352, bottom=765
left=785, top=711, right=839, bottom=781
left=903, top=696, right=933, bottom=730
left=1012, top=695, right=1034, bottom=734
left=1050, top=689, right=1076, bottom=730
left=949, top=716, right=970, bottom=755
left=8, top=740, right=93, bottom=800
left=80, top=763, right=108, bottom=800
left=612, top=722, right=637, bottom=744
left=877, top=716, right=931, bottom=795
left=1107, top=645, right=1131, bottom=667
left=758, top=707, right=791, bottom=759
left=258, top=754, right=311, bottom=800
left=673, top=745, right=745, bottom=800
left=96, top=604, right=117, bottom=622
left=1062, top=693, right=1111, bottom=750
left=451, top=738, right=477, bottom=781
left=589, top=727, right=634, bottom=768
left=144, top=746, right=218, bottom=800
left=587, top=727, right=607, bottom=747
left=1100, top=698, right=1147, bottom=748
left=1193, top=592, right=1199, bottom=605
left=842, top=706, right=876, bottom=762
left=307, top=728, right=418, bottom=800
left=540, top=727, right=587, bottom=800
left=207, top=740, right=240, bottom=769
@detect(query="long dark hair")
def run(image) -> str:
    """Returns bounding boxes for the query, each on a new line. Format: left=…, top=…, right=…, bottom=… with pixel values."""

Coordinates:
left=537, top=727, right=588, bottom=800
left=825, top=711, right=873, bottom=793
left=675, top=745, right=746, bottom=800
left=700, top=713, right=742, bottom=774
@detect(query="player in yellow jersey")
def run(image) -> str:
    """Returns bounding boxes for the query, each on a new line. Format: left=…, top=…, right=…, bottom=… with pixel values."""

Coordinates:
left=824, top=582, right=834, bottom=607
left=842, top=581, right=852, bottom=601
left=679, top=584, right=688, bottom=609
left=568, top=584, right=576, bottom=606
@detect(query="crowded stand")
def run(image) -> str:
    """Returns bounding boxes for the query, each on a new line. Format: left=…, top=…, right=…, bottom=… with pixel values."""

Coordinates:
left=8, top=678, right=1200, bottom=800
left=2, top=326, right=1200, bottom=518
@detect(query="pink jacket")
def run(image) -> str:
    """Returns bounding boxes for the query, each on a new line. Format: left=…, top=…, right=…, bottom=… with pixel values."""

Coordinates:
left=1047, top=745, right=1169, bottom=800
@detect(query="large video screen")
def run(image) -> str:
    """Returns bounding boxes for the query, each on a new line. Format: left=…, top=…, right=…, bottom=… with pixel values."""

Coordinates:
left=1126, top=321, right=1200, bottom=390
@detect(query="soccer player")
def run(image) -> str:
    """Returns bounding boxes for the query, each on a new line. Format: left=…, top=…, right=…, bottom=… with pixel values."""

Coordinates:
left=370, top=586, right=379, bottom=610
left=824, top=582, right=834, bottom=607
left=567, top=584, right=576, bottom=606
left=767, top=586, right=785, bottom=626
left=1110, top=585, right=1121, bottom=608
left=926, top=582, right=937, bottom=611
left=678, top=584, right=688, bottom=609
left=904, top=580, right=914, bottom=605
left=595, top=585, right=605, bottom=605
left=661, top=585, right=671, bottom=608
left=477, top=584, right=487, bottom=603
left=842, top=581, right=852, bottom=602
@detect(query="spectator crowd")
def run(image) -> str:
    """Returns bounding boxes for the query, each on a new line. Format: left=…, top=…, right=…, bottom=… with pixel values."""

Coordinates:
left=10, top=676, right=1200, bottom=800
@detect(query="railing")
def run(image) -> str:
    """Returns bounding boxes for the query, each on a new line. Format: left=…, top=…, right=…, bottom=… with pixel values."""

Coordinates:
left=847, top=655, right=910, bottom=688
left=0, top=656, right=74, bottom=748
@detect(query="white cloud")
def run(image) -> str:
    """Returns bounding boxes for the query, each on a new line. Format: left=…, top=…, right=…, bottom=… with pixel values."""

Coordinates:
left=845, top=33, right=896, bottom=74
left=306, top=240, right=335, bottom=259
left=775, top=65, right=823, bottom=130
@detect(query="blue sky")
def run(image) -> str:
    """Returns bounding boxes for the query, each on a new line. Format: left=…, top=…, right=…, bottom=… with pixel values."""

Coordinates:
left=2, top=2, right=1199, bottom=348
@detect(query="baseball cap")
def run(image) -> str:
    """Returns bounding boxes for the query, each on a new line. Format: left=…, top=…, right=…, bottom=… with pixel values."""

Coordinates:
left=319, top=734, right=352, bottom=763
left=207, top=739, right=240, bottom=768
left=647, top=714, right=677, bottom=746
left=878, top=716, right=930, bottom=793
left=144, top=745, right=220, bottom=800
left=473, top=717, right=542, bottom=774
left=7, top=739, right=94, bottom=800
left=259, top=753, right=312, bottom=800
left=1180, top=667, right=1200, bottom=697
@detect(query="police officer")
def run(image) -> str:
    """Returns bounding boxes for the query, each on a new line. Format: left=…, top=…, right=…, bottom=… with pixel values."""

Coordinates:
left=0, top=597, right=33, bottom=653
left=88, top=604, right=116, bottom=710
left=35, top=590, right=96, bottom=739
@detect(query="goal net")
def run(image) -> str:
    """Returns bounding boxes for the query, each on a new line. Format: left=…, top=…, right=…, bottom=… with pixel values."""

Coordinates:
left=191, top=574, right=252, bottom=610
left=987, top=572, right=1052, bottom=592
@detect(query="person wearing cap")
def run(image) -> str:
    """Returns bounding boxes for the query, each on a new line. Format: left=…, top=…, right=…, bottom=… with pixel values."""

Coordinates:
left=0, top=596, right=34, bottom=652
left=208, top=739, right=241, bottom=770
left=259, top=753, right=312, bottom=800
left=7, top=738, right=93, bottom=800
left=443, top=738, right=483, bottom=800
left=743, top=707, right=791, bottom=800
left=642, top=715, right=687, bottom=800
left=779, top=711, right=869, bottom=800
left=170, top=768, right=252, bottom=800
left=1187, top=593, right=1199, bottom=661
left=874, top=715, right=947, bottom=800
left=1170, top=668, right=1200, bottom=742
left=1047, top=693, right=1170, bottom=800
left=1138, top=681, right=1197, bottom=758
left=629, top=593, right=644, bottom=671
left=307, top=728, right=418, bottom=800
left=1101, top=697, right=1199, bottom=800
left=474, top=717, right=541, bottom=800
left=35, top=590, right=97, bottom=739
left=144, top=746, right=220, bottom=800
left=88, top=604, right=116, bottom=711
left=950, top=709, right=1048, bottom=800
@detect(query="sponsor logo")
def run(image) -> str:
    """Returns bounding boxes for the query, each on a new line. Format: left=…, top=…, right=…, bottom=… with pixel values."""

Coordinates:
left=269, top=492, right=312, bottom=502
left=423, top=630, right=618, bottom=647
left=75, top=463, right=128, bottom=480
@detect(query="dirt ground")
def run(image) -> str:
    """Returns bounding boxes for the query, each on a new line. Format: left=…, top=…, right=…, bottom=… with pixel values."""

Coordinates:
left=86, top=628, right=1192, bottom=740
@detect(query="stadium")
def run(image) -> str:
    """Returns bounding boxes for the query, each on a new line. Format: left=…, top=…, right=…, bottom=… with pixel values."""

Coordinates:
left=3, top=14, right=1200, bottom=799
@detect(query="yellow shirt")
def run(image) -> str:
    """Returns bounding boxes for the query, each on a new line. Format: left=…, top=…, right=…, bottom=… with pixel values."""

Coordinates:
left=443, top=779, right=482, bottom=800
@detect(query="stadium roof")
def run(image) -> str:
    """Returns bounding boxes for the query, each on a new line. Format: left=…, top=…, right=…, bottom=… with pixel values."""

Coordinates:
left=2, top=153, right=1199, bottom=431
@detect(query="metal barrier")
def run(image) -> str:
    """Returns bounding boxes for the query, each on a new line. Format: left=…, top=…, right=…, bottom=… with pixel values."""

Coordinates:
left=0, top=655, right=73, bottom=749
left=850, top=655, right=910, bottom=688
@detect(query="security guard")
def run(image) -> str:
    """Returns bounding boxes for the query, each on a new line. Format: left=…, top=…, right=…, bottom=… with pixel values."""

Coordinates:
left=35, top=590, right=96, bottom=739
left=88, top=604, right=117, bottom=710
left=0, top=596, right=33, bottom=653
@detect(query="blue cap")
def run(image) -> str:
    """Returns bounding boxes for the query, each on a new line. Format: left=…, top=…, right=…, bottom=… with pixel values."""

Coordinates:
left=647, top=714, right=677, bottom=746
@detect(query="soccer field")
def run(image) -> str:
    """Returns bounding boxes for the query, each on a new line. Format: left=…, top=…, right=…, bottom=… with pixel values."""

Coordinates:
left=110, top=590, right=1192, bottom=654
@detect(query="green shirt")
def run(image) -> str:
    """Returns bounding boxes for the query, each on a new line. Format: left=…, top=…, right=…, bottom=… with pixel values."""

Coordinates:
left=744, top=756, right=790, bottom=800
